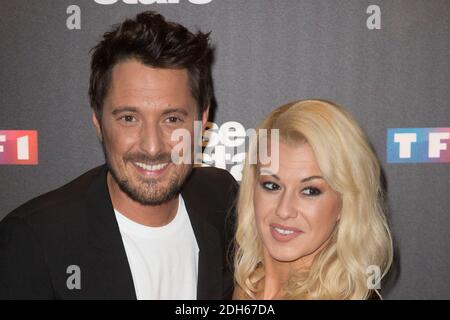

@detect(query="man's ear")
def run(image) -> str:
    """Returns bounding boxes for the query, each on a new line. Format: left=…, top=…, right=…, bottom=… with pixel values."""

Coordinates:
left=92, top=112, right=103, bottom=142
left=201, top=107, right=209, bottom=130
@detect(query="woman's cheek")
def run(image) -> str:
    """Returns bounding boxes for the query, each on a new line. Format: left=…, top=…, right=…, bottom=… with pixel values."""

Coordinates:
left=305, top=205, right=339, bottom=245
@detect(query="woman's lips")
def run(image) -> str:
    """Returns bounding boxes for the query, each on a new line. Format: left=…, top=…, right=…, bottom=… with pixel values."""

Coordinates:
left=270, top=223, right=303, bottom=242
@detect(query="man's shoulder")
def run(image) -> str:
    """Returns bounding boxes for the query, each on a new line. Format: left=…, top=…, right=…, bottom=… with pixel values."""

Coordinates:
left=187, top=166, right=237, bottom=189
left=3, top=165, right=106, bottom=223
left=184, top=166, right=238, bottom=200
left=182, top=166, right=238, bottom=217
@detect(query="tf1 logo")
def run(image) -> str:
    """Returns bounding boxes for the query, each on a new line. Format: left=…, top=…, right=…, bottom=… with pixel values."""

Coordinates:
left=0, top=130, right=38, bottom=165
left=387, top=128, right=450, bottom=163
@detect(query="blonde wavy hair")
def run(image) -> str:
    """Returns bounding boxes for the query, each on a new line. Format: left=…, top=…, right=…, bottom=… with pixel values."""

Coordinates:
left=234, top=99, right=393, bottom=300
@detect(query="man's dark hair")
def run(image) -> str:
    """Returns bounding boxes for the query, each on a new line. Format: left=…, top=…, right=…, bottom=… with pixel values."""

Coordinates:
left=89, top=11, right=213, bottom=121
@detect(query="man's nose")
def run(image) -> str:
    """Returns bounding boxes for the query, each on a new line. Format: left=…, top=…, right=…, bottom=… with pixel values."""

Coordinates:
left=139, top=122, right=165, bottom=156
left=275, top=190, right=299, bottom=220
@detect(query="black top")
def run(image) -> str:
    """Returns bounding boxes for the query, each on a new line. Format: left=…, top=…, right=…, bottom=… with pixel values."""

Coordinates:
left=0, top=165, right=238, bottom=300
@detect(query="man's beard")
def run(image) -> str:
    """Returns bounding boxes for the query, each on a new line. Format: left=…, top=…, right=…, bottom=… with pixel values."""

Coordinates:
left=101, top=142, right=192, bottom=206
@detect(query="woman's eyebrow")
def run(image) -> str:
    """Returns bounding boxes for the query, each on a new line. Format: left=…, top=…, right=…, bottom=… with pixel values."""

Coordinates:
left=259, top=168, right=323, bottom=183
left=301, top=175, right=324, bottom=183
left=258, top=168, right=280, bottom=180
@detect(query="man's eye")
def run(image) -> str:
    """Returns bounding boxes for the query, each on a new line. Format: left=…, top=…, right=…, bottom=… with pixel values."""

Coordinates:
left=301, top=187, right=321, bottom=196
left=165, top=116, right=183, bottom=123
left=261, top=181, right=280, bottom=191
left=120, top=115, right=137, bottom=123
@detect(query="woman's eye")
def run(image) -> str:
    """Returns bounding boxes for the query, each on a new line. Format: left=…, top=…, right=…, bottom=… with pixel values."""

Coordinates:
left=301, top=187, right=321, bottom=196
left=261, top=181, right=280, bottom=191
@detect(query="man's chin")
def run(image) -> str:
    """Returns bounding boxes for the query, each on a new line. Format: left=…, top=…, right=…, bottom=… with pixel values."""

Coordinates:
left=118, top=181, right=180, bottom=206
left=107, top=160, right=193, bottom=205
left=117, top=172, right=190, bottom=206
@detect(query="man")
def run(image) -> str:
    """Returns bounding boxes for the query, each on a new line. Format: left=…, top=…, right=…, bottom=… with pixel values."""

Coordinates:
left=0, top=11, right=237, bottom=300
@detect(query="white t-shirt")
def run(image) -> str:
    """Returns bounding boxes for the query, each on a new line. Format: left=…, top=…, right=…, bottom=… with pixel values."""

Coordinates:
left=114, top=196, right=199, bottom=300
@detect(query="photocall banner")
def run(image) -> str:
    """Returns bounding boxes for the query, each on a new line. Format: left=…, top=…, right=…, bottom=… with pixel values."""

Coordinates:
left=0, top=0, right=449, bottom=299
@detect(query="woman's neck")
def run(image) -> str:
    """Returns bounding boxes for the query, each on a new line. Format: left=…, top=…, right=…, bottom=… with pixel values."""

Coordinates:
left=260, top=247, right=321, bottom=299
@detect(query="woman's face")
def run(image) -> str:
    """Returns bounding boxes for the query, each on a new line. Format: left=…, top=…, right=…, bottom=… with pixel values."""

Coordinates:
left=254, top=142, right=341, bottom=264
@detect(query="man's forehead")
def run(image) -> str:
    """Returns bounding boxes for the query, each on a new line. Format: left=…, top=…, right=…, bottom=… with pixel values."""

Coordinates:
left=110, top=60, right=189, bottom=90
left=106, top=60, right=196, bottom=110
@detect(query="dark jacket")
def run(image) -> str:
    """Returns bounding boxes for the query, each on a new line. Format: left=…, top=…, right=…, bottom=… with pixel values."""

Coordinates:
left=0, top=165, right=238, bottom=300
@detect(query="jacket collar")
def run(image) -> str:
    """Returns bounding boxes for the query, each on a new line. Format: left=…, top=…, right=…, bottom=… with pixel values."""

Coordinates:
left=182, top=184, right=223, bottom=300
left=84, top=165, right=136, bottom=299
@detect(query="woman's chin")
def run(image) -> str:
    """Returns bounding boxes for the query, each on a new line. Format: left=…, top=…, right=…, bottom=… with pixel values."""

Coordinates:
left=267, top=247, right=305, bottom=263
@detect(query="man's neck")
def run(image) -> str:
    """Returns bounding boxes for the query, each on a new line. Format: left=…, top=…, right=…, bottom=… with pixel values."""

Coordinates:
left=107, top=172, right=179, bottom=227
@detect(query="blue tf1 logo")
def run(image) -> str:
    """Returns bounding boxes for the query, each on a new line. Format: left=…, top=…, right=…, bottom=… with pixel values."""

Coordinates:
left=387, top=128, right=450, bottom=163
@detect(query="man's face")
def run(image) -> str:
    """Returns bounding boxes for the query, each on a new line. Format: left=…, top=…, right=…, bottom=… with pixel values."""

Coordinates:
left=93, top=59, right=207, bottom=205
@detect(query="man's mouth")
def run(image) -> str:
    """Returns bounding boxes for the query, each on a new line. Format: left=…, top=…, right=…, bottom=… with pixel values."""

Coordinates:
left=131, top=161, right=170, bottom=177
left=134, top=162, right=169, bottom=171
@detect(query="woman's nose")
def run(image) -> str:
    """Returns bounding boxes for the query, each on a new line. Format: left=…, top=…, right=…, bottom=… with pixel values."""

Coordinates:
left=274, top=190, right=299, bottom=220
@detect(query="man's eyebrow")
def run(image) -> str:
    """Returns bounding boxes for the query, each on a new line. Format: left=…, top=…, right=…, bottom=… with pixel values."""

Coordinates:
left=111, top=107, right=190, bottom=116
left=161, top=108, right=189, bottom=116
left=111, top=106, right=138, bottom=115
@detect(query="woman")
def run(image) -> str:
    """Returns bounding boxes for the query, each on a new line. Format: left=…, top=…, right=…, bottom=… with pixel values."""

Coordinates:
left=233, top=99, right=393, bottom=300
